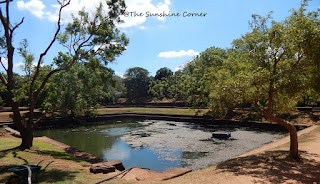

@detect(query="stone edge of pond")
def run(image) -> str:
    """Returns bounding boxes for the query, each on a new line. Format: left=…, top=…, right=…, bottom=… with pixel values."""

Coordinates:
left=35, top=113, right=309, bottom=132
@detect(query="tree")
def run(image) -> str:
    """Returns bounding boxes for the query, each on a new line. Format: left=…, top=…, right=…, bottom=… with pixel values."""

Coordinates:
left=149, top=67, right=172, bottom=100
left=41, top=58, right=114, bottom=117
left=205, top=3, right=320, bottom=159
left=0, top=0, right=128, bottom=149
left=124, top=67, right=150, bottom=102
left=103, top=75, right=126, bottom=104
left=155, top=67, right=173, bottom=80
left=179, top=47, right=228, bottom=107
left=149, top=69, right=185, bottom=101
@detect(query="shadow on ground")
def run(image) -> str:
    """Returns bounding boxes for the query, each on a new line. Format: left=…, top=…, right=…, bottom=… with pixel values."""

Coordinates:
left=35, top=149, right=84, bottom=163
left=0, top=148, right=79, bottom=183
left=0, top=147, right=29, bottom=165
left=0, top=147, right=19, bottom=159
left=216, top=150, right=320, bottom=183
left=37, top=169, right=79, bottom=183
left=0, top=166, right=79, bottom=183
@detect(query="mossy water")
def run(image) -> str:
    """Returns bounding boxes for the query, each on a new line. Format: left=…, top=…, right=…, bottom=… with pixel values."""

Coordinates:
left=35, top=119, right=286, bottom=171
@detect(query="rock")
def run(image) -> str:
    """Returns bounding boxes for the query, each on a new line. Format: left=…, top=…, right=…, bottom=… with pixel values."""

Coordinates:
left=104, top=160, right=125, bottom=171
left=90, top=164, right=115, bottom=174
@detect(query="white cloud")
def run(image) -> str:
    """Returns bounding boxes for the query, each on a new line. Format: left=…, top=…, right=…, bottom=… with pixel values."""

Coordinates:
left=139, top=26, right=147, bottom=30
left=16, top=0, right=171, bottom=29
left=57, top=0, right=111, bottom=23
left=14, top=61, right=24, bottom=68
left=13, top=61, right=44, bottom=68
left=0, top=58, right=26, bottom=71
left=115, top=71, right=124, bottom=78
left=165, top=0, right=171, bottom=5
left=175, top=61, right=189, bottom=72
left=17, top=0, right=46, bottom=18
left=158, top=49, right=199, bottom=58
left=17, top=0, right=112, bottom=23
left=117, top=0, right=171, bottom=28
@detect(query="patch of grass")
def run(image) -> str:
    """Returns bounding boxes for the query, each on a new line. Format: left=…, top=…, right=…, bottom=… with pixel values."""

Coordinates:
left=97, top=107, right=207, bottom=116
left=0, top=135, right=107, bottom=184
left=34, top=150, right=90, bottom=167
left=33, top=140, right=60, bottom=151
left=0, top=139, right=20, bottom=150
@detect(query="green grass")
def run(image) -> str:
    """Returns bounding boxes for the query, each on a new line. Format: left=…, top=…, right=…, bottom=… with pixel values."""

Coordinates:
left=0, top=134, right=110, bottom=184
left=97, top=107, right=207, bottom=116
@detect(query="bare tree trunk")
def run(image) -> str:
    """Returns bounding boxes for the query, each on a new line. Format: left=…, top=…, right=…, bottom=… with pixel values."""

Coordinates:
left=266, top=113, right=299, bottom=160
left=11, top=102, right=34, bottom=150
left=19, top=124, right=34, bottom=150
left=254, top=103, right=299, bottom=160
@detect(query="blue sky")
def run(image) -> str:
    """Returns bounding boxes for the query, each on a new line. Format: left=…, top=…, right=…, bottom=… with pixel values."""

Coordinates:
left=5, top=0, right=320, bottom=77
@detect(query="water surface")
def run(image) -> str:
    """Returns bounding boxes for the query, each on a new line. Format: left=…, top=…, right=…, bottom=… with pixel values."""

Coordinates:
left=35, top=119, right=286, bottom=171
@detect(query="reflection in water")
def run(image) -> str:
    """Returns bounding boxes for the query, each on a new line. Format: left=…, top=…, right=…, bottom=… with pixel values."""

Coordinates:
left=35, top=119, right=286, bottom=172
left=35, top=120, right=144, bottom=158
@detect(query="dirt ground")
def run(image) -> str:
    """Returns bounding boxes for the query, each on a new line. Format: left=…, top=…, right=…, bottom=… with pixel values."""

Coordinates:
left=163, top=125, right=320, bottom=184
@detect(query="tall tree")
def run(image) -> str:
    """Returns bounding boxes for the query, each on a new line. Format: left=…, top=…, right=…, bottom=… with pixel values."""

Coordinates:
left=180, top=47, right=228, bottom=107
left=41, top=59, right=114, bottom=117
left=205, top=3, right=320, bottom=159
left=155, top=67, right=173, bottom=80
left=0, top=0, right=128, bottom=149
left=102, top=75, right=126, bottom=104
left=124, top=67, right=150, bottom=102
left=149, top=67, right=173, bottom=100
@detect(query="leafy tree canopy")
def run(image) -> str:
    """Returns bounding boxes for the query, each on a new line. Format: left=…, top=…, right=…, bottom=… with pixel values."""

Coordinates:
left=155, top=67, right=173, bottom=80
left=124, top=67, right=151, bottom=102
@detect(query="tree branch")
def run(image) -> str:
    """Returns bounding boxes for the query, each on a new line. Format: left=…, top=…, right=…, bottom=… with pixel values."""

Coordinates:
left=5, top=0, right=9, bottom=30
left=11, top=17, right=24, bottom=33
left=253, top=102, right=266, bottom=115
left=33, top=113, right=46, bottom=127
left=0, top=0, right=12, bottom=4
left=0, top=72, right=7, bottom=85
left=33, top=68, right=61, bottom=99
left=0, top=57, right=7, bottom=71
left=290, top=51, right=304, bottom=72
left=30, top=0, right=70, bottom=94
left=33, top=54, right=77, bottom=98
left=0, top=9, right=10, bottom=45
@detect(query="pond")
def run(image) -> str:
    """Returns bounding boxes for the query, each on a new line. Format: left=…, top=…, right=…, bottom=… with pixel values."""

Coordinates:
left=35, top=119, right=286, bottom=172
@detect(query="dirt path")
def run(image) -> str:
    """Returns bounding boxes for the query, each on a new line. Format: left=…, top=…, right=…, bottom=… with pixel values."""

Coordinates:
left=164, top=125, right=320, bottom=184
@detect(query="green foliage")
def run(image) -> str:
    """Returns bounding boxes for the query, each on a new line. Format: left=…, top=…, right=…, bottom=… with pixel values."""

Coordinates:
left=0, top=72, right=27, bottom=106
left=58, top=0, right=128, bottom=65
left=4, top=0, right=128, bottom=113
left=124, top=67, right=151, bottom=102
left=17, top=39, right=35, bottom=76
left=204, top=3, right=320, bottom=117
left=41, top=59, right=113, bottom=117
left=179, top=47, right=229, bottom=107
left=149, top=77, right=170, bottom=100
left=148, top=69, right=185, bottom=101
left=103, top=75, right=126, bottom=104
left=155, top=67, right=173, bottom=80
